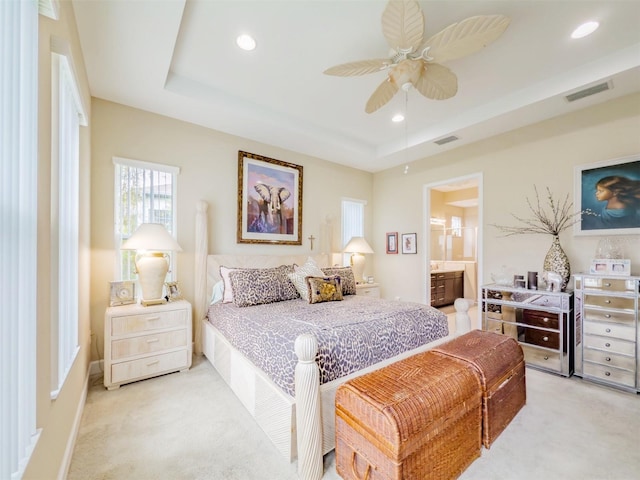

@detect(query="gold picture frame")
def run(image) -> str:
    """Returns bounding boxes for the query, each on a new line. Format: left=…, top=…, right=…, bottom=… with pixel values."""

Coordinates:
left=237, top=151, right=303, bottom=245
left=164, top=281, right=183, bottom=302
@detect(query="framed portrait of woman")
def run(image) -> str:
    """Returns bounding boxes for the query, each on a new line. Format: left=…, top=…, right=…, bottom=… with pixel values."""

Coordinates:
left=574, top=155, right=640, bottom=235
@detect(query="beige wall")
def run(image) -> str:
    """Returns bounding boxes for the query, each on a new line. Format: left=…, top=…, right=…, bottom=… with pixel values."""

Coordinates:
left=373, top=93, right=640, bottom=306
left=90, top=99, right=373, bottom=357
left=25, top=2, right=93, bottom=478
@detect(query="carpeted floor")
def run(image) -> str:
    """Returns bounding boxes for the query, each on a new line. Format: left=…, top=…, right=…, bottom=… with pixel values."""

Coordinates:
left=68, top=352, right=640, bottom=480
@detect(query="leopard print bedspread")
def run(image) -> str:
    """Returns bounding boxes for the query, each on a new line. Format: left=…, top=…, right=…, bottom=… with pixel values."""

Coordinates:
left=207, top=296, right=449, bottom=396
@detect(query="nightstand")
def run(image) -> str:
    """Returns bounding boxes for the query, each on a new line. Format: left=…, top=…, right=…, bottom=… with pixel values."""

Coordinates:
left=104, top=300, right=192, bottom=390
left=356, top=283, right=380, bottom=298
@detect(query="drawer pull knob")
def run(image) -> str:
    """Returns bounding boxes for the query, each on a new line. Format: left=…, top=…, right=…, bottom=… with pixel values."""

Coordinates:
left=604, top=283, right=611, bottom=287
left=147, top=338, right=159, bottom=343
left=605, top=357, right=611, bottom=362
left=605, top=328, right=611, bottom=333
left=605, top=371, right=611, bottom=376
left=604, top=300, right=611, bottom=304
left=543, top=336, right=549, bottom=342
left=605, top=343, right=611, bottom=348
left=145, top=316, right=161, bottom=321
left=543, top=356, right=549, bottom=360
left=543, top=317, right=549, bottom=323
left=605, top=314, right=611, bottom=318
left=147, top=360, right=159, bottom=366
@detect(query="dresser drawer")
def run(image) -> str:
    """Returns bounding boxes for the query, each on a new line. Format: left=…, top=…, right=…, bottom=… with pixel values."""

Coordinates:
left=583, top=348, right=636, bottom=371
left=111, top=329, right=187, bottom=361
left=583, top=320, right=635, bottom=342
left=583, top=362, right=636, bottom=388
left=581, top=277, right=637, bottom=293
left=583, top=334, right=635, bottom=356
left=485, top=318, right=503, bottom=334
left=583, top=294, right=635, bottom=312
left=111, top=308, right=187, bottom=336
left=523, top=326, right=559, bottom=350
left=521, top=345, right=561, bottom=372
left=111, top=350, right=189, bottom=384
left=583, top=306, right=635, bottom=326
left=522, top=309, right=559, bottom=329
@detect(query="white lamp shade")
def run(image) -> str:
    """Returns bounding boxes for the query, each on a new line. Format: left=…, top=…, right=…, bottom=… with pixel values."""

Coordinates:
left=121, top=223, right=182, bottom=252
left=343, top=237, right=373, bottom=284
left=343, top=236, right=374, bottom=254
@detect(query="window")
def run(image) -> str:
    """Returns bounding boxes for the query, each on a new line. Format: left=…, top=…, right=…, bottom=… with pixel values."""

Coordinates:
left=113, top=157, right=180, bottom=281
left=341, top=198, right=366, bottom=266
left=451, top=215, right=462, bottom=237
left=50, top=38, right=87, bottom=398
left=1, top=1, right=39, bottom=477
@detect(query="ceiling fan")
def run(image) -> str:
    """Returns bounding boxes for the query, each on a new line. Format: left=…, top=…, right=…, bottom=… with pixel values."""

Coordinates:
left=324, top=0, right=510, bottom=113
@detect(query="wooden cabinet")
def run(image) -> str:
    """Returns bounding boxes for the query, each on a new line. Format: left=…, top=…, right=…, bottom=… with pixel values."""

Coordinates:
left=481, top=284, right=574, bottom=377
left=431, top=271, right=463, bottom=307
left=104, top=300, right=192, bottom=390
left=573, top=274, right=639, bottom=393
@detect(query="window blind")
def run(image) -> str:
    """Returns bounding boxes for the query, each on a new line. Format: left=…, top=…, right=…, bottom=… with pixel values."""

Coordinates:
left=341, top=198, right=366, bottom=266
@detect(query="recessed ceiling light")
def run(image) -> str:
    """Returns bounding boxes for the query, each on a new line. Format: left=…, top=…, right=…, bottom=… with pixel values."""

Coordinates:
left=571, top=21, right=599, bottom=39
left=392, top=114, right=404, bottom=122
left=236, top=34, right=256, bottom=51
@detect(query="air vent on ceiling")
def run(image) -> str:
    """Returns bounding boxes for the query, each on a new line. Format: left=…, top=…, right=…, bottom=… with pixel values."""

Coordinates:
left=434, top=135, right=459, bottom=146
left=565, top=81, right=612, bottom=103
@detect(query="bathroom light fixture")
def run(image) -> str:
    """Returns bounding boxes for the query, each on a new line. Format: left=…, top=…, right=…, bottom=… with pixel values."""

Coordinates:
left=571, top=21, right=599, bottom=39
left=236, top=34, right=256, bottom=51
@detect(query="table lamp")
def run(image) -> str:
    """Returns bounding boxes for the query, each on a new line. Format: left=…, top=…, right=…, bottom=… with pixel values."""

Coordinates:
left=344, top=236, right=374, bottom=284
left=121, top=223, right=182, bottom=306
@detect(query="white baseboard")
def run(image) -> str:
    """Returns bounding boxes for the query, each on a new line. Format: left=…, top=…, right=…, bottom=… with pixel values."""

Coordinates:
left=89, top=359, right=104, bottom=377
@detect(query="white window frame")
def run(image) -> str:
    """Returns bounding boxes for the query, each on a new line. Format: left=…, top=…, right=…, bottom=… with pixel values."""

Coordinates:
left=113, top=157, right=180, bottom=282
left=50, top=37, right=87, bottom=399
left=1, top=1, right=40, bottom=478
left=341, top=198, right=367, bottom=266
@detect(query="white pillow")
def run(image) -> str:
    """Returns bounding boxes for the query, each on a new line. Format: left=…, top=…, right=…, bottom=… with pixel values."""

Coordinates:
left=287, top=257, right=325, bottom=301
left=220, top=266, right=239, bottom=303
left=210, top=280, right=224, bottom=305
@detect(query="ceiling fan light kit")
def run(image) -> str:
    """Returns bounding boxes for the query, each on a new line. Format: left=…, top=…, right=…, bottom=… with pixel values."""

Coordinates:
left=324, top=0, right=510, bottom=113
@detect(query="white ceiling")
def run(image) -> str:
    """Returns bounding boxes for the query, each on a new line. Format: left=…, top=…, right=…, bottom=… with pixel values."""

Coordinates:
left=72, top=0, right=640, bottom=173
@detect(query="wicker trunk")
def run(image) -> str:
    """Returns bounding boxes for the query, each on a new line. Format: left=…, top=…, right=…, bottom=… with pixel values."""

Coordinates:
left=335, top=351, right=482, bottom=480
left=432, top=329, right=526, bottom=448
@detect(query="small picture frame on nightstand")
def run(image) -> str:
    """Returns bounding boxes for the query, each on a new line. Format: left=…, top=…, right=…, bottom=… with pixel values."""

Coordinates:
left=165, top=281, right=183, bottom=301
left=109, top=281, right=136, bottom=306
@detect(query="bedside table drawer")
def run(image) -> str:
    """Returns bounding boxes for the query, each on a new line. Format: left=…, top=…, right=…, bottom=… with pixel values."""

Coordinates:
left=111, top=350, right=189, bottom=384
left=111, top=309, right=187, bottom=335
left=111, top=330, right=187, bottom=360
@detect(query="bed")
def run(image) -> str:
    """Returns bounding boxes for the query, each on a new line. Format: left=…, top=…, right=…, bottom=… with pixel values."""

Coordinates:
left=193, top=201, right=467, bottom=480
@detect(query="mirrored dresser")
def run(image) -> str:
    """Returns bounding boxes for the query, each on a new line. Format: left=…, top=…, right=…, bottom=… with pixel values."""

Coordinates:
left=481, top=284, right=574, bottom=377
left=573, top=274, right=639, bottom=393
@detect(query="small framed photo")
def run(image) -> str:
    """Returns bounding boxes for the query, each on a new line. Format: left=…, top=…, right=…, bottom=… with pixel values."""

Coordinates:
left=589, top=259, right=631, bottom=276
left=109, top=281, right=136, bottom=307
left=165, top=281, right=183, bottom=301
left=386, top=232, right=398, bottom=254
left=401, top=233, right=417, bottom=254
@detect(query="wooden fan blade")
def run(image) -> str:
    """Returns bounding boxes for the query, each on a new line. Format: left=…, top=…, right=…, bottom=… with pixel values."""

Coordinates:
left=382, top=0, right=424, bottom=51
left=422, top=15, right=511, bottom=64
left=365, top=79, right=399, bottom=113
left=324, top=59, right=390, bottom=76
left=413, top=62, right=458, bottom=100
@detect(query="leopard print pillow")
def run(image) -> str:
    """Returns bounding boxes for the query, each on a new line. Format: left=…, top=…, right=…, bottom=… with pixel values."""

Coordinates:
left=229, top=264, right=298, bottom=307
left=321, top=267, right=356, bottom=295
left=306, top=275, right=343, bottom=304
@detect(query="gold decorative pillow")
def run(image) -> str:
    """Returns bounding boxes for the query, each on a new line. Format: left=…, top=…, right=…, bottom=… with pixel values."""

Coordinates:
left=305, top=276, right=343, bottom=304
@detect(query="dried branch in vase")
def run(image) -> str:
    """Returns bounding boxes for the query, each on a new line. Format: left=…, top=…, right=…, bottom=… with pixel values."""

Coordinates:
left=491, top=186, right=588, bottom=236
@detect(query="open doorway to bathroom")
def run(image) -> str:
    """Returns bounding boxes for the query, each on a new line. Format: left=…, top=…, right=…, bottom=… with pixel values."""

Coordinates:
left=423, top=173, right=482, bottom=330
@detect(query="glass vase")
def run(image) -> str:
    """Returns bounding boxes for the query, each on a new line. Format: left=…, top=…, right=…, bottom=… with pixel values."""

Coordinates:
left=543, top=235, right=570, bottom=291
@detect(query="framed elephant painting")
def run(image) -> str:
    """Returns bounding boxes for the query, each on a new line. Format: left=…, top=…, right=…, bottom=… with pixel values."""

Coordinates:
left=237, top=151, right=303, bottom=245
